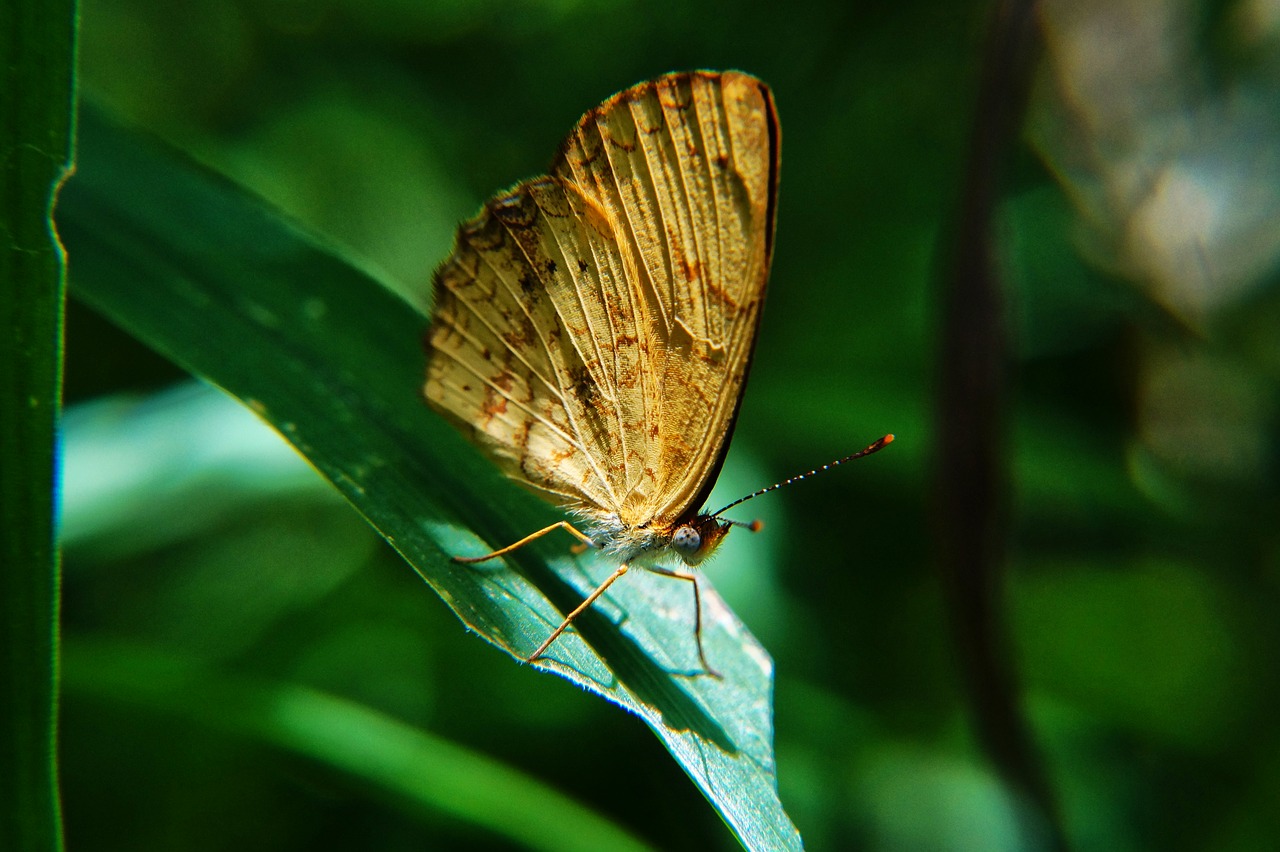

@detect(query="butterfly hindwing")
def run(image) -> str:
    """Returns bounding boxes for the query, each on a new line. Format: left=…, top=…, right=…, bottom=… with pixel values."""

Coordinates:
left=427, top=177, right=628, bottom=511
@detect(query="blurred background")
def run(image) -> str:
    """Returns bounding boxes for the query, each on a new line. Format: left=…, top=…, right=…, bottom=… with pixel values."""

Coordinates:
left=61, top=0, right=1280, bottom=849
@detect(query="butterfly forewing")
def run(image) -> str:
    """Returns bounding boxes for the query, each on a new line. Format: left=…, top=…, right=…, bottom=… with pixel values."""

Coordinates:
left=552, top=71, right=779, bottom=525
left=426, top=70, right=780, bottom=532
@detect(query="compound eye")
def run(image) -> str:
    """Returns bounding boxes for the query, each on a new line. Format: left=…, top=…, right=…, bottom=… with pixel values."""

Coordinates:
left=671, top=525, right=702, bottom=555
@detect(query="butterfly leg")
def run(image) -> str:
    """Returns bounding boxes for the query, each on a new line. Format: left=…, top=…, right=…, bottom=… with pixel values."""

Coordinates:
left=527, top=563, right=630, bottom=663
left=646, top=567, right=722, bottom=679
left=452, top=521, right=596, bottom=564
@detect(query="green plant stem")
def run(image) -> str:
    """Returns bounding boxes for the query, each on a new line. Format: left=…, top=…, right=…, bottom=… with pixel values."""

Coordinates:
left=0, top=2, right=77, bottom=851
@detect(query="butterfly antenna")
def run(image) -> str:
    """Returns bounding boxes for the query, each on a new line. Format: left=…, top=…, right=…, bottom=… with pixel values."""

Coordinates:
left=711, top=434, right=895, bottom=519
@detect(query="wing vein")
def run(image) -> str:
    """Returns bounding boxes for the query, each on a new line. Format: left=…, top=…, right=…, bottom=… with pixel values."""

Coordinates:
left=439, top=267, right=561, bottom=401
left=593, top=112, right=662, bottom=507
left=538, top=189, right=632, bottom=495
left=432, top=342, right=589, bottom=455
left=487, top=204, right=621, bottom=506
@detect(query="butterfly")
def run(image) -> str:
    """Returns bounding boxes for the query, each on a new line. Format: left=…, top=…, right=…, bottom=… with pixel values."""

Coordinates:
left=425, top=70, right=884, bottom=675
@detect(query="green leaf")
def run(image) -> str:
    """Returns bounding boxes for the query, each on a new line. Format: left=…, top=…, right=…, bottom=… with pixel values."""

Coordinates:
left=0, top=2, right=76, bottom=850
left=59, top=107, right=801, bottom=852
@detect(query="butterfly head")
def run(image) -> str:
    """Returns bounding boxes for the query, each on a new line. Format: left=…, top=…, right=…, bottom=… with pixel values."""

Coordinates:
left=669, top=516, right=729, bottom=566
left=669, top=514, right=762, bottom=566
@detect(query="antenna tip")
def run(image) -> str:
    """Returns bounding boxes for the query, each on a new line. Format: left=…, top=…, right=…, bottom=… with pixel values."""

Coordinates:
left=748, top=519, right=764, bottom=533
left=882, top=434, right=895, bottom=445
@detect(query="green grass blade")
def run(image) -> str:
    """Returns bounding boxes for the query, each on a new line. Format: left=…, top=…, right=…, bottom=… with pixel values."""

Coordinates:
left=0, top=2, right=76, bottom=850
left=59, top=107, right=801, bottom=851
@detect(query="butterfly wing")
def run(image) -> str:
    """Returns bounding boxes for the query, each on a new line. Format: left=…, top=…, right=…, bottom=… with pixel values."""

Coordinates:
left=425, top=175, right=638, bottom=513
left=552, top=71, right=780, bottom=527
left=425, top=71, right=780, bottom=528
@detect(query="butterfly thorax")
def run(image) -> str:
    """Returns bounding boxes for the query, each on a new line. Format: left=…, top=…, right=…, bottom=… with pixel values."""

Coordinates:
left=579, top=509, right=731, bottom=567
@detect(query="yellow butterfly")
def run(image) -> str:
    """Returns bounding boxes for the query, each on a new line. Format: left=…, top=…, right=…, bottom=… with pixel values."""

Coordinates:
left=425, top=70, right=889, bottom=674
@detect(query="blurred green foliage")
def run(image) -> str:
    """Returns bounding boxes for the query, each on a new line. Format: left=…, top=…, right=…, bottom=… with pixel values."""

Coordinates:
left=54, top=0, right=1280, bottom=850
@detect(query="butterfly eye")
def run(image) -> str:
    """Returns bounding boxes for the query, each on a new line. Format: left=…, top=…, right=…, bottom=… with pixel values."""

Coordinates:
left=671, top=525, right=702, bottom=555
